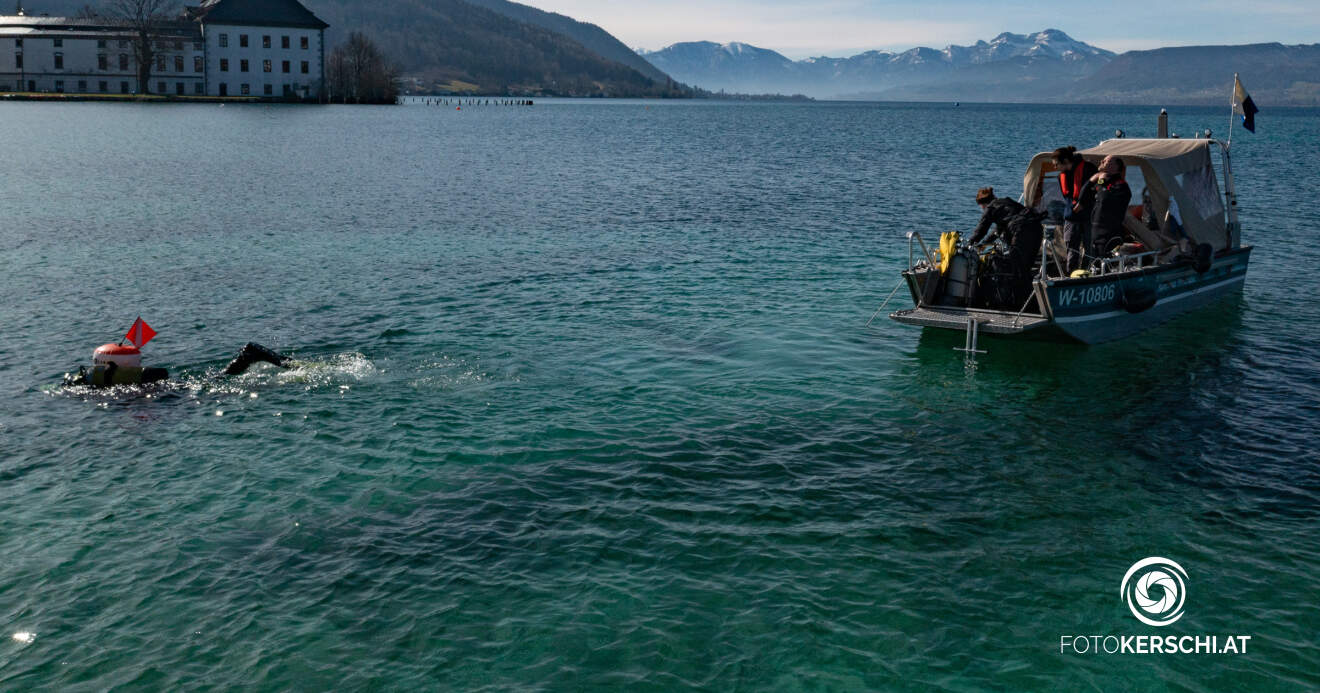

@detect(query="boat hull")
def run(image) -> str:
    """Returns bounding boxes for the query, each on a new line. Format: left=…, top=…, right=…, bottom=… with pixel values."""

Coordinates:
left=890, top=247, right=1252, bottom=344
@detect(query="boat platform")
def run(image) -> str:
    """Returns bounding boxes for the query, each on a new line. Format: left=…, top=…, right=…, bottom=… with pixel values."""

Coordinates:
left=889, top=306, right=1050, bottom=335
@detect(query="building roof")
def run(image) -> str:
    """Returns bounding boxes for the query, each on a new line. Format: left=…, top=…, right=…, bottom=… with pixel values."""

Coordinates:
left=188, top=0, right=328, bottom=30
left=0, top=15, right=199, bottom=37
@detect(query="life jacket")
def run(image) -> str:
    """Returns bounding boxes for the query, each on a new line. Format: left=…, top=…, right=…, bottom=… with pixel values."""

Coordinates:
left=1058, top=160, right=1089, bottom=201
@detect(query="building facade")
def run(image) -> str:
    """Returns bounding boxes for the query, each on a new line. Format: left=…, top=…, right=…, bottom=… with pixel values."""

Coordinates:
left=0, top=0, right=326, bottom=99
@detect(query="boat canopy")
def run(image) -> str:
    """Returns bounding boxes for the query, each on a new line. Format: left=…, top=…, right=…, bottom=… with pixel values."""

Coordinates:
left=1022, top=138, right=1228, bottom=251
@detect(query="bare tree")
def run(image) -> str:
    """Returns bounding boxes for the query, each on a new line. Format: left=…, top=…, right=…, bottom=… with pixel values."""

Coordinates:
left=326, top=32, right=399, bottom=104
left=106, top=0, right=178, bottom=94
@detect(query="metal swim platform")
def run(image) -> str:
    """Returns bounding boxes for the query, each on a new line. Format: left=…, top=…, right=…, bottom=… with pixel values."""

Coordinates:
left=889, top=306, right=1050, bottom=335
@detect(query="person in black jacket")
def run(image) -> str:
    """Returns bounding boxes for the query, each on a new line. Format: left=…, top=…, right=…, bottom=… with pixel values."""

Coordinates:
left=969, top=186, right=1044, bottom=305
left=1053, top=146, right=1098, bottom=273
left=1075, top=156, right=1132, bottom=262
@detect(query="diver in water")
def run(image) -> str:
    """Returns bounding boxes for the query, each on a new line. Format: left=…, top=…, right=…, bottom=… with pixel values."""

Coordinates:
left=63, top=341, right=293, bottom=388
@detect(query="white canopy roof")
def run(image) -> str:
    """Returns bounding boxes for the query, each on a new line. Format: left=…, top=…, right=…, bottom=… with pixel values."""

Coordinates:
left=1023, top=138, right=1229, bottom=251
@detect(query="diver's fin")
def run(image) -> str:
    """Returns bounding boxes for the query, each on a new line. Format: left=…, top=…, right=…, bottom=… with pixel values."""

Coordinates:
left=223, top=342, right=290, bottom=376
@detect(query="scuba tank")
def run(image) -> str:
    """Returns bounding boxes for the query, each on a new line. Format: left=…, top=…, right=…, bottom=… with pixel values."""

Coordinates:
left=940, top=249, right=978, bottom=306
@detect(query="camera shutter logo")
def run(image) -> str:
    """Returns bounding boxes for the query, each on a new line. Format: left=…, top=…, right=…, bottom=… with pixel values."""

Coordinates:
left=1121, top=557, right=1188, bottom=627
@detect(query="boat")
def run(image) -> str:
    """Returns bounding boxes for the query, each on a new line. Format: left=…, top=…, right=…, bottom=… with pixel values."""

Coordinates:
left=889, top=129, right=1249, bottom=345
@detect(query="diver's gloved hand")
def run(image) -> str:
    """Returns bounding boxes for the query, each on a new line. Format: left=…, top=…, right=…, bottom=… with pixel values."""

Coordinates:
left=223, top=343, right=290, bottom=376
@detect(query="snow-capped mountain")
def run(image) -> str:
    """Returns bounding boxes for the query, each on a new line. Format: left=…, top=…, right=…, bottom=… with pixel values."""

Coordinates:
left=642, top=29, right=1115, bottom=99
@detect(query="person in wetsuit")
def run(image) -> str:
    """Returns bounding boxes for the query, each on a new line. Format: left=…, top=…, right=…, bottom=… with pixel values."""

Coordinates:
left=968, top=186, right=1044, bottom=308
left=969, top=187, right=1044, bottom=273
left=1076, top=155, right=1132, bottom=262
left=1053, top=146, right=1098, bottom=273
left=65, top=342, right=292, bottom=388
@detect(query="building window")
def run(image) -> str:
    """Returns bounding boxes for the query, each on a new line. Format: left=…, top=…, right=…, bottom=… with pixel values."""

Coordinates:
left=300, top=36, right=309, bottom=49
left=174, top=40, right=182, bottom=50
left=283, top=84, right=292, bottom=96
left=281, top=36, right=290, bottom=49
left=53, top=38, right=62, bottom=47
left=239, top=34, right=248, bottom=48
left=99, top=80, right=107, bottom=92
left=263, top=84, right=272, bottom=96
left=97, top=39, right=106, bottom=48
left=220, top=58, right=229, bottom=72
left=219, top=33, right=228, bottom=48
left=240, top=59, right=248, bottom=72
left=194, top=42, right=202, bottom=51
left=120, top=81, right=129, bottom=93
left=263, top=35, right=271, bottom=49
left=54, top=53, right=63, bottom=69
left=14, top=38, right=21, bottom=47
left=300, top=60, right=309, bottom=74
left=98, top=54, right=107, bottom=70
left=119, top=39, right=128, bottom=48
left=282, top=60, right=289, bottom=73
left=219, top=83, right=227, bottom=96
left=194, top=55, right=203, bottom=73
left=119, top=54, right=128, bottom=70
left=241, top=83, right=249, bottom=95
left=78, top=79, right=87, bottom=91
left=176, top=82, right=184, bottom=95
left=156, top=55, right=165, bottom=71
left=263, top=59, right=271, bottom=73
left=14, top=53, right=21, bottom=69
left=175, top=55, right=183, bottom=72
left=157, top=80, right=165, bottom=93
left=194, top=82, right=204, bottom=95
left=54, top=80, right=64, bottom=92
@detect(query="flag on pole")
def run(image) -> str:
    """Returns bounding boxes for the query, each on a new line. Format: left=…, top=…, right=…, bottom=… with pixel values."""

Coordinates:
left=124, top=317, right=157, bottom=348
left=1233, top=75, right=1258, bottom=133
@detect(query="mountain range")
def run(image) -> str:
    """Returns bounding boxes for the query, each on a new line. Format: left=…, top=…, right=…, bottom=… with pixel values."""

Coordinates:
left=644, top=30, right=1320, bottom=105
left=643, top=30, right=1114, bottom=98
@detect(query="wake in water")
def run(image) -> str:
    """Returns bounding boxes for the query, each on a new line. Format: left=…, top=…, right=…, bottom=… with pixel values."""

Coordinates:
left=44, top=351, right=378, bottom=403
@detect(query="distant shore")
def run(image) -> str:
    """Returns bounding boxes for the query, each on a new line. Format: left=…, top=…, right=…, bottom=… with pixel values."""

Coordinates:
left=0, top=92, right=296, bottom=104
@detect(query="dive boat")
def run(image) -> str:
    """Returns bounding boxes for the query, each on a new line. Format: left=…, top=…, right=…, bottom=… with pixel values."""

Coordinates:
left=889, top=134, right=1249, bottom=345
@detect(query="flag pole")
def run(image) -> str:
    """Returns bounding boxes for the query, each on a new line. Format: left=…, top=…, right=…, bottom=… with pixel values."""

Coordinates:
left=1227, top=73, right=1237, bottom=150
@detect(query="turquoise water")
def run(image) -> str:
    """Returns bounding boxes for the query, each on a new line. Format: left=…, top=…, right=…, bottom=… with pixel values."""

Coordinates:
left=1, top=100, right=1318, bottom=690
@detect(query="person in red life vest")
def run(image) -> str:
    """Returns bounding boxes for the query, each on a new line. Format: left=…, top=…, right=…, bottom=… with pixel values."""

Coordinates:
left=1076, top=155, right=1133, bottom=262
left=1053, top=146, right=1098, bottom=273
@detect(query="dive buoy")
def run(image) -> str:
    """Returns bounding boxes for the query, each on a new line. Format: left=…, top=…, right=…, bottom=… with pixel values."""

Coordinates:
left=94, top=343, right=142, bottom=368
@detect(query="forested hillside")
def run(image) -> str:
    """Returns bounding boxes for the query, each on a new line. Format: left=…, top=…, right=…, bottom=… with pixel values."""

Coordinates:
left=24, top=0, right=685, bottom=96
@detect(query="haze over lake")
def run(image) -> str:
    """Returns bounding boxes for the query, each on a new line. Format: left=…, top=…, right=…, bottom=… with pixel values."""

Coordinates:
left=2, top=100, right=1317, bottom=689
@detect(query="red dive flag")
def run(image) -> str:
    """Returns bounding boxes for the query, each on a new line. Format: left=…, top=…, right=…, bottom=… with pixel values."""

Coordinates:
left=124, top=317, right=157, bottom=348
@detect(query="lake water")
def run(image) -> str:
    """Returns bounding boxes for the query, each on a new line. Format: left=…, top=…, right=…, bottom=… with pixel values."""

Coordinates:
left=1, top=99, right=1317, bottom=690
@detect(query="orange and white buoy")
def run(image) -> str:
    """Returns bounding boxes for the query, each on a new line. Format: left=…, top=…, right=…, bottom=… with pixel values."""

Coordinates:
left=93, top=343, right=142, bottom=368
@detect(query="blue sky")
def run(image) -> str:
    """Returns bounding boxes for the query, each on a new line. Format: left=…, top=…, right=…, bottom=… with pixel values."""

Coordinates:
left=518, top=0, right=1320, bottom=58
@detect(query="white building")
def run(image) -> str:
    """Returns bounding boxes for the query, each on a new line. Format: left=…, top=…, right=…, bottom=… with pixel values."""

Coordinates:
left=0, top=0, right=326, bottom=99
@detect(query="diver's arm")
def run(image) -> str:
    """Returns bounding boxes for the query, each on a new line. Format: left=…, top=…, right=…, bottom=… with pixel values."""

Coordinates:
left=968, top=206, right=997, bottom=245
left=222, top=343, right=291, bottom=376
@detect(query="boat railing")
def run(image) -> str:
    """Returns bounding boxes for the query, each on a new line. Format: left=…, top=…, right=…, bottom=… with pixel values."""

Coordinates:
left=1092, top=249, right=1163, bottom=276
left=906, top=231, right=938, bottom=271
